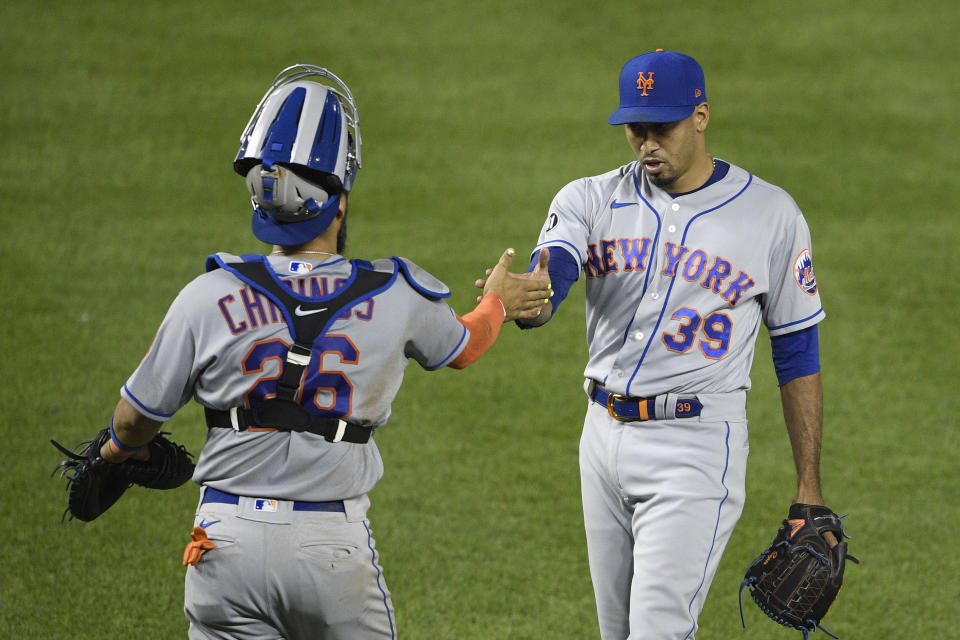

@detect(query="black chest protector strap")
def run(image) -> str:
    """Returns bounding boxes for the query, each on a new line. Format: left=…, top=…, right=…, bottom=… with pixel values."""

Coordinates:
left=204, top=260, right=393, bottom=444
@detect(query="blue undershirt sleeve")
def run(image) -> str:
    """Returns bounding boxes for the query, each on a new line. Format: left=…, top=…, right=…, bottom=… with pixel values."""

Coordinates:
left=516, top=248, right=579, bottom=329
left=770, top=324, right=821, bottom=387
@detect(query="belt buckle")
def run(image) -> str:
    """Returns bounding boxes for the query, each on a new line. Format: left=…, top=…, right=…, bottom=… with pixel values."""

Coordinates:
left=607, top=392, right=635, bottom=422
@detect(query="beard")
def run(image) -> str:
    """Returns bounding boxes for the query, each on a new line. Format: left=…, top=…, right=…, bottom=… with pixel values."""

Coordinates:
left=648, top=173, right=678, bottom=189
left=643, top=161, right=678, bottom=189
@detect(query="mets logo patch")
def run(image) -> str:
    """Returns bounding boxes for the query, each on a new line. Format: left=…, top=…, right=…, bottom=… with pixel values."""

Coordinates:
left=794, top=249, right=817, bottom=295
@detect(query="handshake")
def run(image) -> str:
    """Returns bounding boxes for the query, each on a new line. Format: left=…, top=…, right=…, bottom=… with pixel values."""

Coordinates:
left=475, top=248, right=552, bottom=324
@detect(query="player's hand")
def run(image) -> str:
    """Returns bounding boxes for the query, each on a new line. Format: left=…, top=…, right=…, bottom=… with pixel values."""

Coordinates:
left=791, top=491, right=839, bottom=548
left=480, top=248, right=552, bottom=322
left=475, top=248, right=551, bottom=294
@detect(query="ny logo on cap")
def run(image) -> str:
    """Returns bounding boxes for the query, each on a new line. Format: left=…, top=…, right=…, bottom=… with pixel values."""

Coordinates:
left=636, top=72, right=655, bottom=96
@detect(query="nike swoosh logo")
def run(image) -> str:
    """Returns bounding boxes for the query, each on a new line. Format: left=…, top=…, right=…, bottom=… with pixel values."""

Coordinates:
left=294, top=305, right=328, bottom=316
left=611, top=200, right=637, bottom=209
left=199, top=519, right=220, bottom=529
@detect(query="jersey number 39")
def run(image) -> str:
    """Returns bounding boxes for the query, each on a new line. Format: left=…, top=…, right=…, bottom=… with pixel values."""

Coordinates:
left=662, top=307, right=732, bottom=359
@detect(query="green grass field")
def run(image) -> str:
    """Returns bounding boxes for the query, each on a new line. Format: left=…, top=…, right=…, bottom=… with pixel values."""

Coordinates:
left=2, top=1, right=958, bottom=637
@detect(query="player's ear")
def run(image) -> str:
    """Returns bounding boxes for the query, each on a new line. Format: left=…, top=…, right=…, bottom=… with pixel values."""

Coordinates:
left=694, top=103, right=710, bottom=133
left=337, top=192, right=349, bottom=218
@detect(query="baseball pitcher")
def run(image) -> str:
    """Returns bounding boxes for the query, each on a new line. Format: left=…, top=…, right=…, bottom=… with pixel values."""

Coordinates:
left=486, top=50, right=853, bottom=639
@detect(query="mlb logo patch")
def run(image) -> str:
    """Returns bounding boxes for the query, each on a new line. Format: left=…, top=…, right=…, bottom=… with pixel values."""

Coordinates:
left=288, top=261, right=313, bottom=274
left=254, top=499, right=279, bottom=512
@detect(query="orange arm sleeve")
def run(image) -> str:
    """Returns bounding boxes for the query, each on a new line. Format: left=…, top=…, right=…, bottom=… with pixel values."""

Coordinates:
left=448, top=293, right=506, bottom=369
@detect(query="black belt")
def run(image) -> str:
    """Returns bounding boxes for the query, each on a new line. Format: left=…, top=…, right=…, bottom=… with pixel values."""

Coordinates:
left=202, top=487, right=345, bottom=513
left=204, top=403, right=373, bottom=444
left=590, top=383, right=702, bottom=422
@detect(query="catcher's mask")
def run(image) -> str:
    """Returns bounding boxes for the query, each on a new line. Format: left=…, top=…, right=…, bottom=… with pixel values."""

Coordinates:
left=234, top=64, right=361, bottom=246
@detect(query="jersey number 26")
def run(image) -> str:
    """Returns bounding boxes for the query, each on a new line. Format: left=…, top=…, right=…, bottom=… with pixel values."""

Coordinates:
left=241, top=335, right=358, bottom=417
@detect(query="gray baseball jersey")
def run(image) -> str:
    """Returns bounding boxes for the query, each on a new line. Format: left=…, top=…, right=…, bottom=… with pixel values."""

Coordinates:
left=534, top=160, right=824, bottom=397
left=121, top=253, right=468, bottom=502
left=537, top=158, right=824, bottom=638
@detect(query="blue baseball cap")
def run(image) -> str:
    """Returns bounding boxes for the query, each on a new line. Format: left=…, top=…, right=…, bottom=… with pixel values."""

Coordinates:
left=608, top=49, right=707, bottom=125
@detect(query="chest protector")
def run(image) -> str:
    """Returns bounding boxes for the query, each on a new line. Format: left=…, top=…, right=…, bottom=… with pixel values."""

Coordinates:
left=204, top=255, right=395, bottom=443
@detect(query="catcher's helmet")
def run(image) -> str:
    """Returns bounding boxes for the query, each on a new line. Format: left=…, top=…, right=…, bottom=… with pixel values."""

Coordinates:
left=235, top=65, right=362, bottom=245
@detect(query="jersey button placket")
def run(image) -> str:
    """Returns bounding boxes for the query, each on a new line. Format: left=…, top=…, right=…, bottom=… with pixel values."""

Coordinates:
left=613, top=200, right=672, bottom=387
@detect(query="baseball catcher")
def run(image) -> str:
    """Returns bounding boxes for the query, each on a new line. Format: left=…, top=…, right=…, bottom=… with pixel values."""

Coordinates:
left=45, top=62, right=552, bottom=638
left=51, top=427, right=194, bottom=522
left=739, top=503, right=858, bottom=639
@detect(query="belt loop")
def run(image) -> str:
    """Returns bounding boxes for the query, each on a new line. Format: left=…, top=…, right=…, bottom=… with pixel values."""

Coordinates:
left=229, top=407, right=241, bottom=431
left=332, top=420, right=347, bottom=443
left=657, top=394, right=673, bottom=420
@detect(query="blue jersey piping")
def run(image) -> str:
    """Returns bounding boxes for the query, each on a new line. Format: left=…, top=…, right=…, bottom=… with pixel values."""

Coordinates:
left=683, top=421, right=732, bottom=639
left=425, top=319, right=469, bottom=370
left=767, top=307, right=824, bottom=331
left=364, top=520, right=396, bottom=639
left=615, top=165, right=664, bottom=348
left=122, top=384, right=174, bottom=420
left=625, top=174, right=754, bottom=396
left=532, top=238, right=583, bottom=265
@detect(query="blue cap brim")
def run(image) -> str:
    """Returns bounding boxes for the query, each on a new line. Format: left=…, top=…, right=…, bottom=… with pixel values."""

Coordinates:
left=608, top=104, right=696, bottom=125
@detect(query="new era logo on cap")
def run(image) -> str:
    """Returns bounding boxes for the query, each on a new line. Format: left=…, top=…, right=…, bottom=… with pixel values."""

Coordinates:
left=609, top=49, right=707, bottom=125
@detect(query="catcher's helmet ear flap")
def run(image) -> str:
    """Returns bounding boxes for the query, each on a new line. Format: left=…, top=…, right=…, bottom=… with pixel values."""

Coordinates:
left=235, top=65, right=361, bottom=244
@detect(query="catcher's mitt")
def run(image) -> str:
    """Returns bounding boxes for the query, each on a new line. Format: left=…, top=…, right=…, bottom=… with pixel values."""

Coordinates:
left=739, top=503, right=858, bottom=639
left=51, top=429, right=195, bottom=522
